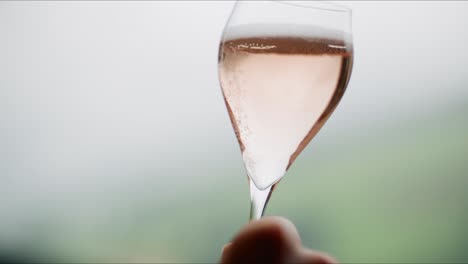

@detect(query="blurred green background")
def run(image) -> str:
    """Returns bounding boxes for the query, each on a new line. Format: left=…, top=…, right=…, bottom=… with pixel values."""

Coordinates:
left=1, top=1, right=468, bottom=263
left=19, top=101, right=467, bottom=263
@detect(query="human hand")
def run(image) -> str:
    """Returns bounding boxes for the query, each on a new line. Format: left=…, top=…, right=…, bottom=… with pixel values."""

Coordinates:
left=220, top=217, right=337, bottom=264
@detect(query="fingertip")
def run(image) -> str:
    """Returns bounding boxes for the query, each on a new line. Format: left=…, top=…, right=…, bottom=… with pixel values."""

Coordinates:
left=297, top=248, right=338, bottom=264
left=221, top=243, right=231, bottom=255
left=220, top=216, right=301, bottom=264
left=248, top=216, right=302, bottom=245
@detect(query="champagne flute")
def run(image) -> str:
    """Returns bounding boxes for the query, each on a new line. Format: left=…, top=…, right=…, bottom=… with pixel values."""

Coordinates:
left=218, top=1, right=353, bottom=220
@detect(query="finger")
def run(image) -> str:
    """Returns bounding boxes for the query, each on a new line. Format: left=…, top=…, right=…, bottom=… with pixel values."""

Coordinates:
left=237, top=216, right=302, bottom=246
left=295, top=248, right=338, bottom=264
left=221, top=243, right=232, bottom=255
left=220, top=216, right=302, bottom=264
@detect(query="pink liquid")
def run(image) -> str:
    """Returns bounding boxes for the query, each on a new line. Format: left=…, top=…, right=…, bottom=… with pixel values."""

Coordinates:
left=219, top=36, right=353, bottom=190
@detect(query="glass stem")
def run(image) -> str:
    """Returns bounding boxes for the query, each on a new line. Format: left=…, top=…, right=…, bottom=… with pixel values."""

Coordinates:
left=249, top=178, right=273, bottom=221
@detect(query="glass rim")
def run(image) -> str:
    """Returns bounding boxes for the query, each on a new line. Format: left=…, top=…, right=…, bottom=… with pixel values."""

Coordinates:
left=272, top=0, right=351, bottom=13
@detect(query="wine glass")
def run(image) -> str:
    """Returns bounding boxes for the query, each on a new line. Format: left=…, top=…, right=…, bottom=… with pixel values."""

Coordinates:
left=218, top=1, right=353, bottom=220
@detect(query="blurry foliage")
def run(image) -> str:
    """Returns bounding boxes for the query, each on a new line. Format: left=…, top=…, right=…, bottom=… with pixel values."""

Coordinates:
left=35, top=106, right=468, bottom=263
